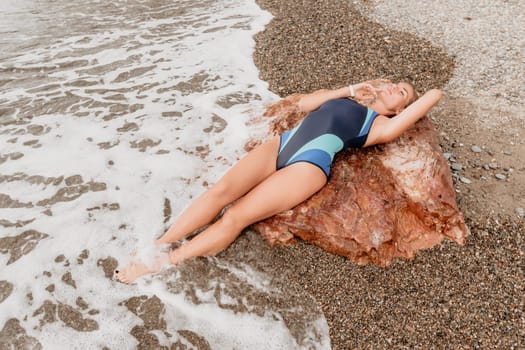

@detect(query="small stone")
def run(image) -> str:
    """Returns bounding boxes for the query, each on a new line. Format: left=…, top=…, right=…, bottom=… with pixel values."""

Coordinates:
left=503, top=150, right=512, bottom=155
left=516, top=207, right=524, bottom=218
left=482, top=164, right=490, bottom=170
left=451, top=163, right=462, bottom=171
left=459, top=176, right=472, bottom=184
left=488, top=163, right=499, bottom=169
left=471, top=146, right=482, bottom=153
left=443, top=152, right=452, bottom=160
left=495, top=173, right=506, bottom=180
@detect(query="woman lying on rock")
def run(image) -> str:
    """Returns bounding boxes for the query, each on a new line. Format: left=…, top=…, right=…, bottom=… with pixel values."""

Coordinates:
left=116, top=80, right=442, bottom=283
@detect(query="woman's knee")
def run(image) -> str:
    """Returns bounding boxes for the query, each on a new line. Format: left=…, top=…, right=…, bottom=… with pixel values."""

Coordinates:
left=202, top=211, right=245, bottom=256
left=207, top=180, right=236, bottom=206
left=219, top=206, right=248, bottom=232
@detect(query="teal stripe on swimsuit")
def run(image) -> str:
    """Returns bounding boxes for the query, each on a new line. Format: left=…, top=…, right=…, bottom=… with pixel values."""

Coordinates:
left=287, top=134, right=344, bottom=165
left=357, top=109, right=379, bottom=138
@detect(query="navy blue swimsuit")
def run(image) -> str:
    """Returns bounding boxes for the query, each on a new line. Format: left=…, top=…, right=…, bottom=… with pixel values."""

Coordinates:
left=276, top=98, right=379, bottom=179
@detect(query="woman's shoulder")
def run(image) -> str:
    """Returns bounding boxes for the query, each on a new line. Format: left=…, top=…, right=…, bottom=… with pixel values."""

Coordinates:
left=362, top=115, right=391, bottom=147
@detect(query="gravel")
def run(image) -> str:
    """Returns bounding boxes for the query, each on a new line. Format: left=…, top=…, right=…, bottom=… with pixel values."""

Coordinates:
left=252, top=0, right=525, bottom=349
left=354, top=0, right=525, bottom=126
left=253, top=0, right=455, bottom=95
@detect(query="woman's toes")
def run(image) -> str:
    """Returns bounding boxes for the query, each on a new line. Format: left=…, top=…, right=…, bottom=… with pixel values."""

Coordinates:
left=114, top=263, right=153, bottom=284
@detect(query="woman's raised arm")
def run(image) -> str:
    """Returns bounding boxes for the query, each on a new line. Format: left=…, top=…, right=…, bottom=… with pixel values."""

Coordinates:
left=380, top=89, right=443, bottom=143
left=297, top=83, right=378, bottom=113
left=297, top=87, right=351, bottom=113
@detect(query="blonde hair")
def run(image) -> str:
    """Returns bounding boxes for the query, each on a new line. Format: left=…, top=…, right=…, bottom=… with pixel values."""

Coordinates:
left=355, top=78, right=419, bottom=109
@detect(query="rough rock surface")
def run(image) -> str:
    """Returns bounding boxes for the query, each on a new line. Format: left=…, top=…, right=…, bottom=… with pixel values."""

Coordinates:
left=252, top=96, right=469, bottom=266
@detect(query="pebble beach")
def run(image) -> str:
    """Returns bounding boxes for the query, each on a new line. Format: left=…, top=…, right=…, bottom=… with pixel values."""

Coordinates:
left=1, top=0, right=523, bottom=349
left=247, top=0, right=525, bottom=348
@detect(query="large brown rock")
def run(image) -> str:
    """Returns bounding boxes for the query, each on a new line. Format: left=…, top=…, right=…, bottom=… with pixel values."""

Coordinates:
left=251, top=95, right=469, bottom=267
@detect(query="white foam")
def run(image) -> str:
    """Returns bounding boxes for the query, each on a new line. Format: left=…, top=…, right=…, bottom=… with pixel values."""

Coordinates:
left=0, top=0, right=330, bottom=348
left=144, top=278, right=303, bottom=350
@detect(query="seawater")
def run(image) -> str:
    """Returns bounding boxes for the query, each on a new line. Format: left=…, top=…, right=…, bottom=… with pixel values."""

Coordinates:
left=0, top=0, right=330, bottom=348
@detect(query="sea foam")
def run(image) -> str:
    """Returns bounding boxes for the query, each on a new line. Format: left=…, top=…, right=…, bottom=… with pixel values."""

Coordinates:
left=0, top=0, right=330, bottom=348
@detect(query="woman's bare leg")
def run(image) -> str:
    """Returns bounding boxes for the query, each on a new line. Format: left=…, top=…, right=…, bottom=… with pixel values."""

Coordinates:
left=156, top=137, right=280, bottom=244
left=171, top=162, right=326, bottom=261
left=115, top=137, right=280, bottom=283
left=116, top=162, right=326, bottom=283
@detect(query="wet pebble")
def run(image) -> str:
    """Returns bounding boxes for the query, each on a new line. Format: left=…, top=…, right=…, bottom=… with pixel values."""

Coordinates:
left=0, top=281, right=14, bottom=304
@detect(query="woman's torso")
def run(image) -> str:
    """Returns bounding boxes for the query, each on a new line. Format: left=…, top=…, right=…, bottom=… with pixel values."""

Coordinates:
left=276, top=98, right=380, bottom=177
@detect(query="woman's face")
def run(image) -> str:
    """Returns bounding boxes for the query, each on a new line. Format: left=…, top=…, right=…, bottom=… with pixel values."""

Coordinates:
left=376, top=82, right=416, bottom=115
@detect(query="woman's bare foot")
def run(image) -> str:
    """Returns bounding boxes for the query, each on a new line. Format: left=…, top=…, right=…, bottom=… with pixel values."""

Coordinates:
left=115, top=253, right=169, bottom=284
left=115, top=262, right=154, bottom=284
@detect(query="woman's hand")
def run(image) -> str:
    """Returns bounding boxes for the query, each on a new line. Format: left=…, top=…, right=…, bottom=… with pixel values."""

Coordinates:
left=349, top=82, right=382, bottom=100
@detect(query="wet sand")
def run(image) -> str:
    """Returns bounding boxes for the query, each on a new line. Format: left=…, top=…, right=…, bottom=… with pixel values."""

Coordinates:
left=244, top=0, right=525, bottom=348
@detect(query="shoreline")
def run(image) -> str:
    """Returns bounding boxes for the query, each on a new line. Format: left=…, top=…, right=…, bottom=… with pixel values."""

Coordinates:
left=249, top=0, right=525, bottom=348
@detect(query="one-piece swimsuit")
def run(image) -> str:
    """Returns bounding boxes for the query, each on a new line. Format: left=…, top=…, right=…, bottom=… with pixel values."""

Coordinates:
left=276, top=98, right=379, bottom=178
